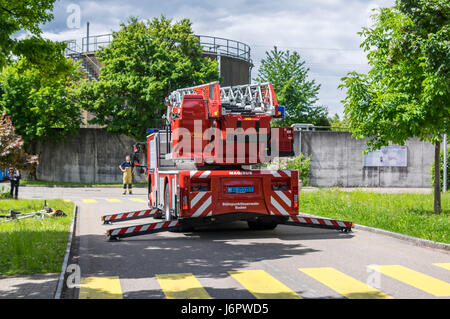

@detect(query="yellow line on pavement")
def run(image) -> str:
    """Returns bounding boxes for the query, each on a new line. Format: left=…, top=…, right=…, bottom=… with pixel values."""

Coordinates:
left=229, top=270, right=301, bottom=299
left=368, top=265, right=450, bottom=297
left=105, top=198, right=121, bottom=202
left=156, top=273, right=211, bottom=299
left=82, top=199, right=97, bottom=203
left=433, top=263, right=450, bottom=271
left=299, top=267, right=391, bottom=299
left=79, top=277, right=123, bottom=299
left=129, top=198, right=146, bottom=202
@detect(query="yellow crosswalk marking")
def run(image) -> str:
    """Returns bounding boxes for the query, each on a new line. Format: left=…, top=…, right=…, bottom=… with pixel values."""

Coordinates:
left=156, top=273, right=211, bottom=299
left=106, top=198, right=121, bottom=202
left=368, top=265, right=450, bottom=297
left=79, top=277, right=123, bottom=299
left=433, top=263, right=450, bottom=271
left=129, top=198, right=145, bottom=202
left=82, top=199, right=97, bottom=203
left=229, top=270, right=301, bottom=299
left=299, top=267, right=391, bottom=299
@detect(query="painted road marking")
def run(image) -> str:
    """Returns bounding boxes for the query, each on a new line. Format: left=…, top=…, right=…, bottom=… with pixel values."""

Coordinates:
left=105, top=198, right=121, bottom=202
left=433, top=263, right=450, bottom=271
left=79, top=277, right=123, bottom=299
left=229, top=270, right=301, bottom=299
left=368, top=265, right=450, bottom=297
left=299, top=267, right=391, bottom=299
left=129, top=198, right=146, bottom=202
left=156, top=273, right=211, bottom=299
left=82, top=199, right=97, bottom=203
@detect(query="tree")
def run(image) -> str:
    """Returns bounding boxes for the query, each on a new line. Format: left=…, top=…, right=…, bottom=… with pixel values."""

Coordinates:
left=77, top=16, right=219, bottom=140
left=255, top=46, right=329, bottom=126
left=339, top=0, right=449, bottom=213
left=0, top=0, right=60, bottom=69
left=328, top=113, right=351, bottom=131
left=0, top=56, right=83, bottom=145
left=0, top=112, right=38, bottom=171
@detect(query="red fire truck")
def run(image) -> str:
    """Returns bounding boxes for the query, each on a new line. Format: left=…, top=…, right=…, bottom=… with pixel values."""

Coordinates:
left=102, top=82, right=353, bottom=240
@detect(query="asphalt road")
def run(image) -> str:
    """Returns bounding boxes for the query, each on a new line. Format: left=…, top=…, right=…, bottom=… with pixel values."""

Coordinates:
left=17, top=186, right=450, bottom=299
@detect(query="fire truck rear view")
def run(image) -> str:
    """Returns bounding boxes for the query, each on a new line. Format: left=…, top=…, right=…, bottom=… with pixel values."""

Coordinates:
left=102, top=82, right=353, bottom=240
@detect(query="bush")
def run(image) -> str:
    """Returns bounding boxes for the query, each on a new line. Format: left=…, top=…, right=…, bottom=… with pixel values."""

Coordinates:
left=0, top=185, right=11, bottom=199
left=430, top=149, right=450, bottom=190
left=285, top=153, right=311, bottom=186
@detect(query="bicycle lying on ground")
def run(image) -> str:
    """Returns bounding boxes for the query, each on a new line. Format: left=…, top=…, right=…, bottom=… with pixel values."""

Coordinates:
left=0, top=201, right=66, bottom=224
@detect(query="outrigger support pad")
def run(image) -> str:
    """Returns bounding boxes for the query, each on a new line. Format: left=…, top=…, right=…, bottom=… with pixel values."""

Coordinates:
left=101, top=208, right=161, bottom=224
left=282, top=215, right=353, bottom=232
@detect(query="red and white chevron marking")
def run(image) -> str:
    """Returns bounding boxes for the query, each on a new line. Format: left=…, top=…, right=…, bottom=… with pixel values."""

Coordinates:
left=268, top=170, right=292, bottom=178
left=270, top=189, right=294, bottom=216
left=289, top=216, right=353, bottom=228
left=189, top=191, right=212, bottom=217
left=190, top=170, right=211, bottom=178
left=102, top=208, right=159, bottom=222
left=108, top=220, right=180, bottom=237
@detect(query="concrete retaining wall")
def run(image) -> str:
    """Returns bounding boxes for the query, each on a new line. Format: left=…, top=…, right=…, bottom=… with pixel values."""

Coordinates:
left=32, top=129, right=437, bottom=187
left=34, top=129, right=147, bottom=183
left=294, top=131, right=435, bottom=187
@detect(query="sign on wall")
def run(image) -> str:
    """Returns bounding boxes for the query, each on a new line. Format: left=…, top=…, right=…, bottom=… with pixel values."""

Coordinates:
left=364, top=145, right=407, bottom=167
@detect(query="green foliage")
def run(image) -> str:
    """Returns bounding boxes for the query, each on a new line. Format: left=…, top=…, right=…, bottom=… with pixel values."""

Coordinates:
left=77, top=16, right=219, bottom=140
left=0, top=113, right=38, bottom=171
left=0, top=185, right=11, bottom=199
left=328, top=113, right=350, bottom=131
left=0, top=0, right=59, bottom=69
left=285, top=154, right=311, bottom=186
left=0, top=57, right=82, bottom=144
left=430, top=149, right=450, bottom=190
left=339, top=0, right=449, bottom=151
left=255, top=46, right=329, bottom=127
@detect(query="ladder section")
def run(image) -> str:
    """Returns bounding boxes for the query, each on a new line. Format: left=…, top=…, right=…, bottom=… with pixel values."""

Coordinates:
left=220, top=83, right=278, bottom=115
left=167, top=82, right=278, bottom=116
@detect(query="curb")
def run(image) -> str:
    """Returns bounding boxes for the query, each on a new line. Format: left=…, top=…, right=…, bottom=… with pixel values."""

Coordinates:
left=300, top=212, right=450, bottom=252
left=54, top=204, right=78, bottom=299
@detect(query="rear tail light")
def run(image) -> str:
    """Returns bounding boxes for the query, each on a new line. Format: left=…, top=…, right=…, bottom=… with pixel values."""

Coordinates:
left=181, top=188, right=189, bottom=211
left=293, top=186, right=299, bottom=209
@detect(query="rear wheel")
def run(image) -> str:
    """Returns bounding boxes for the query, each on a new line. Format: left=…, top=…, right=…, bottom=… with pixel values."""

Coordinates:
left=247, top=220, right=278, bottom=230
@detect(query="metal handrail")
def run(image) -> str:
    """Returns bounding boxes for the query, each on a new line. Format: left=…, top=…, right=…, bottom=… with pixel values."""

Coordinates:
left=195, top=35, right=251, bottom=63
left=64, top=42, right=101, bottom=74
left=82, top=33, right=112, bottom=52
left=74, top=34, right=251, bottom=63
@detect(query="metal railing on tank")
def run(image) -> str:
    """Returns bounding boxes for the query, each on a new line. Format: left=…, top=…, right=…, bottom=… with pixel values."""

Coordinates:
left=195, top=35, right=252, bottom=63
left=76, top=34, right=251, bottom=63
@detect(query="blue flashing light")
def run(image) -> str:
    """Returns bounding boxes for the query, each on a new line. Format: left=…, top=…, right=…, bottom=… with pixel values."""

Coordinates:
left=146, top=128, right=159, bottom=134
left=274, top=105, right=285, bottom=118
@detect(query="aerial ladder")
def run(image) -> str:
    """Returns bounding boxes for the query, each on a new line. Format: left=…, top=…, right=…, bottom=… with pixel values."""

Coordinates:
left=102, top=82, right=353, bottom=240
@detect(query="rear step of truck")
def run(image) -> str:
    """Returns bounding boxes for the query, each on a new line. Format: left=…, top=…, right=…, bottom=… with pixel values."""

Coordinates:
left=103, top=211, right=353, bottom=241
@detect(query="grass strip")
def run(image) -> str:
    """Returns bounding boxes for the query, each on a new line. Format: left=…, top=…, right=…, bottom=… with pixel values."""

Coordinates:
left=300, top=189, right=450, bottom=244
left=0, top=199, right=75, bottom=275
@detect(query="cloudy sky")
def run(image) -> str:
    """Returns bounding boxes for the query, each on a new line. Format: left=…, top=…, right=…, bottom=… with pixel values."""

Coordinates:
left=38, top=0, right=395, bottom=117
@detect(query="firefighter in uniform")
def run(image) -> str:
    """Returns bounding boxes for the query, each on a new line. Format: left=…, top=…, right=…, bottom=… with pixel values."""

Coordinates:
left=8, top=168, right=21, bottom=199
left=119, top=155, right=135, bottom=195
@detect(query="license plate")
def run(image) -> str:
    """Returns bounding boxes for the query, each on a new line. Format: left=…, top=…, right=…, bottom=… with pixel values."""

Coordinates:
left=227, top=186, right=254, bottom=193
